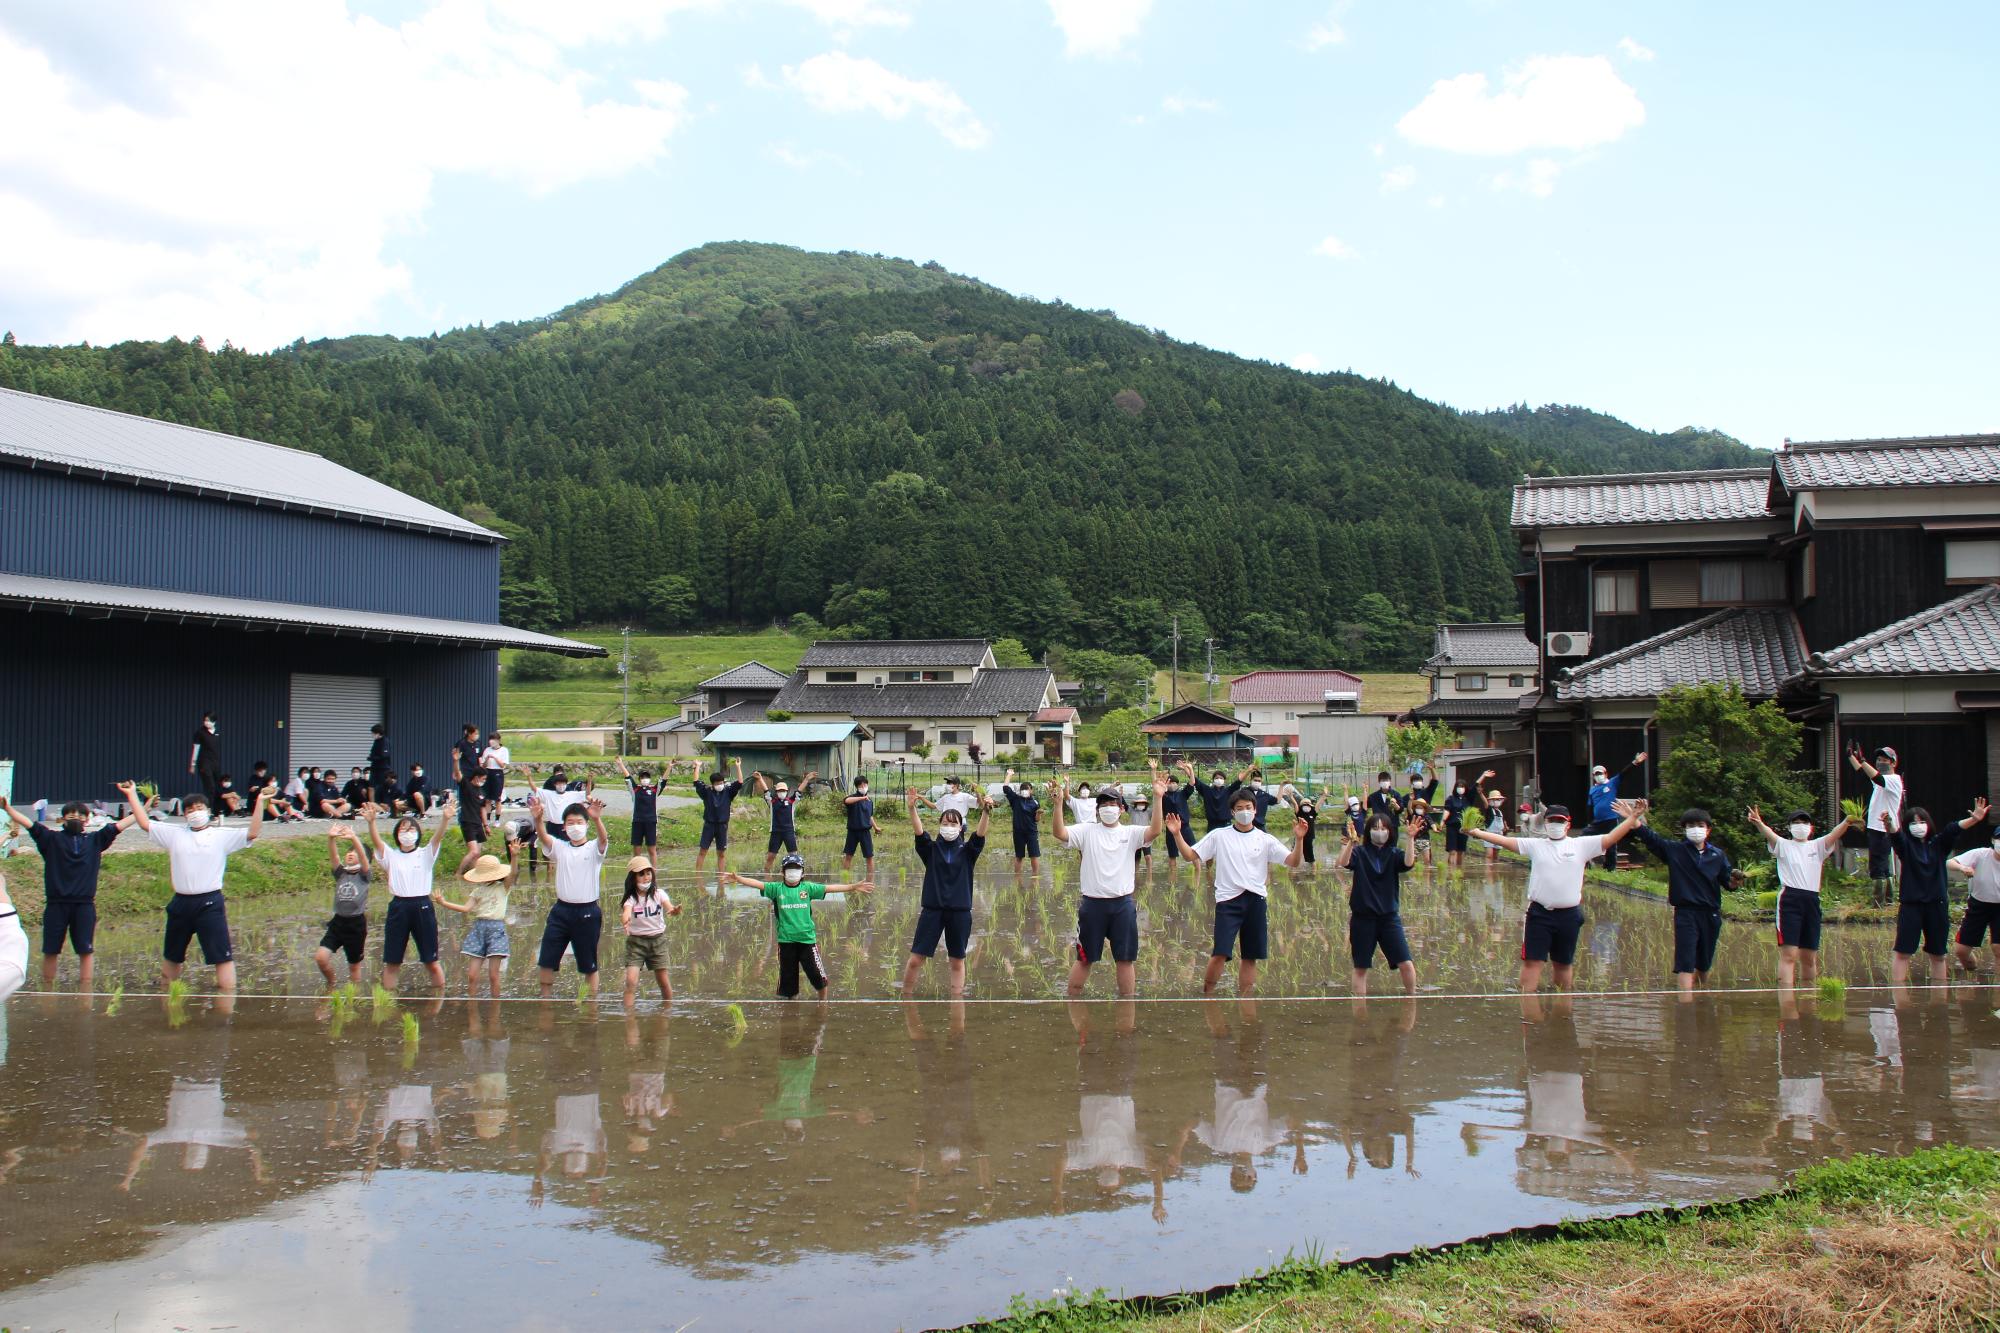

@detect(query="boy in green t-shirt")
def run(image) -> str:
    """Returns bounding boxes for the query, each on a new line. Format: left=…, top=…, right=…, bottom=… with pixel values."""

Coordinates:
left=721, top=854, right=873, bottom=998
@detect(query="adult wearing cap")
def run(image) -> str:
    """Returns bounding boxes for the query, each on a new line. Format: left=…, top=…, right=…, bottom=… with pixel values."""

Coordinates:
left=1584, top=751, right=1648, bottom=871
left=1469, top=799, right=1643, bottom=996
left=1847, top=741, right=1906, bottom=906
left=1052, top=770, right=1168, bottom=999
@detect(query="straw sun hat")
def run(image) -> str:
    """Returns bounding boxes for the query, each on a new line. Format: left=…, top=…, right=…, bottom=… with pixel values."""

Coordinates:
left=464, top=854, right=511, bottom=882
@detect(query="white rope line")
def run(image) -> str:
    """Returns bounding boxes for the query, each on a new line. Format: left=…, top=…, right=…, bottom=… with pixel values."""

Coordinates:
left=15, top=982, right=2000, bottom=1006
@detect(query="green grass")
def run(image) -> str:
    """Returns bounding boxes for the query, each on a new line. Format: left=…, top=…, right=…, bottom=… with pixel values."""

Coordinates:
left=1149, top=671, right=1432, bottom=719
left=967, top=1147, right=2000, bottom=1331
left=498, top=627, right=805, bottom=729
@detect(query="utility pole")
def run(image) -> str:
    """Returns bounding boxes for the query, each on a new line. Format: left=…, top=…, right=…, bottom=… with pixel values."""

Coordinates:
left=1170, top=615, right=1181, bottom=711
left=1204, top=638, right=1217, bottom=707
left=619, top=625, right=631, bottom=759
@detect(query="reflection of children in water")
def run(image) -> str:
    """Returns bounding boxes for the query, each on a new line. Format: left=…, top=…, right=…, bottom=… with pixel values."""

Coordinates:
left=1339, top=996, right=1417, bottom=1179
left=1173, top=999, right=1306, bottom=1193
left=366, top=1083, right=443, bottom=1174
left=1460, top=997, right=1640, bottom=1193
left=1055, top=1000, right=1174, bottom=1224
left=902, top=999, right=991, bottom=1211
left=623, top=1010, right=676, bottom=1155
left=534, top=1015, right=609, bottom=1207
left=720, top=1006, right=873, bottom=1144
left=324, top=1047, right=370, bottom=1147
left=463, top=997, right=514, bottom=1144
left=118, top=1002, right=265, bottom=1190
left=1764, top=991, right=1845, bottom=1157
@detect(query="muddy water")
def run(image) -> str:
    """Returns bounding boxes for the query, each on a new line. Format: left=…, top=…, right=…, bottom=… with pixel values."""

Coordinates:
left=5, top=852, right=1998, bottom=1330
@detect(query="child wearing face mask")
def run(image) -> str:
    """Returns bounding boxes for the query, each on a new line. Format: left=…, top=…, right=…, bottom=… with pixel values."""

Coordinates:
left=437, top=838, right=521, bottom=997
left=1948, top=820, right=2000, bottom=975
left=720, top=857, right=874, bottom=999
left=902, top=788, right=990, bottom=998
left=619, top=855, right=681, bottom=1005
left=1747, top=805, right=1852, bottom=989
left=842, top=777, right=881, bottom=880
left=1632, top=807, right=1744, bottom=995
left=1053, top=773, right=1168, bottom=999
left=315, top=824, right=376, bottom=988
left=1882, top=799, right=1991, bottom=984
left=616, top=756, right=662, bottom=854
left=1468, top=800, right=1643, bottom=996
left=530, top=795, right=612, bottom=1000
left=119, top=780, right=270, bottom=995
left=1335, top=813, right=1416, bottom=996
left=366, top=800, right=454, bottom=993
left=1480, top=784, right=1508, bottom=864
left=756, top=769, right=814, bottom=873
left=1196, top=768, right=1238, bottom=834
left=2, top=793, right=136, bottom=990
left=1442, top=773, right=1480, bottom=867
left=1166, top=791, right=1305, bottom=996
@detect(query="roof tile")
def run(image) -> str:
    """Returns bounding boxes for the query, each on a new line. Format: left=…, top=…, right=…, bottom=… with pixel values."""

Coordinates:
left=796, top=639, right=991, bottom=669
left=1554, top=608, right=1805, bottom=701
left=1807, top=585, right=2000, bottom=677
left=771, top=666, right=1053, bottom=718
left=1425, top=622, right=1538, bottom=669
left=1511, top=468, right=1772, bottom=529
left=1228, top=670, right=1363, bottom=702
left=1774, top=435, right=2000, bottom=492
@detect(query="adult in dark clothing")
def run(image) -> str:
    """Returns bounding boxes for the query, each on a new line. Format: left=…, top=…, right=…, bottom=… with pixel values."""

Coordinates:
left=903, top=788, right=989, bottom=997
left=1632, top=806, right=1743, bottom=993
left=2, top=795, right=135, bottom=988
left=1885, top=800, right=1989, bottom=984
left=189, top=711, right=223, bottom=811
left=367, top=724, right=392, bottom=802
left=450, top=721, right=485, bottom=817
left=1364, top=770, right=1405, bottom=832
left=1584, top=751, right=1648, bottom=870
left=693, top=758, right=746, bottom=881
left=1441, top=774, right=1479, bottom=867
left=1002, top=768, right=1044, bottom=879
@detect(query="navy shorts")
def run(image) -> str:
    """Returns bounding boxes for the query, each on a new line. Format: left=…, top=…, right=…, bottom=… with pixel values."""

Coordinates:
left=699, top=819, right=729, bottom=852
left=767, top=827, right=798, bottom=855
left=911, top=906, right=972, bottom=959
left=1212, top=893, right=1269, bottom=961
left=1349, top=911, right=1410, bottom=970
left=42, top=899, right=97, bottom=956
left=1013, top=826, right=1042, bottom=859
left=459, top=807, right=487, bottom=844
left=632, top=819, right=658, bottom=847
left=1076, top=895, right=1140, bottom=965
left=1867, top=828, right=1894, bottom=880
left=1776, top=888, right=1823, bottom=951
left=1895, top=900, right=1951, bottom=957
left=319, top=913, right=368, bottom=965
left=1522, top=902, right=1585, bottom=966
left=163, top=891, right=232, bottom=966
left=1673, top=906, right=1722, bottom=974
left=1444, top=828, right=1469, bottom=854
left=538, top=899, right=603, bottom=974
left=483, top=771, right=504, bottom=803
left=381, top=896, right=440, bottom=966
left=844, top=827, right=874, bottom=859
left=1958, top=899, right=2000, bottom=948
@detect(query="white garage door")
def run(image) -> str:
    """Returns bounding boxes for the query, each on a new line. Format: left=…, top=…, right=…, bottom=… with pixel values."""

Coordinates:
left=289, top=674, right=386, bottom=774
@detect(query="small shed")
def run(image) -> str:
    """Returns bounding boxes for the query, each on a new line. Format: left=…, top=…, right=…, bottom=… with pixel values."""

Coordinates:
left=1140, top=703, right=1253, bottom=759
left=703, top=722, right=867, bottom=789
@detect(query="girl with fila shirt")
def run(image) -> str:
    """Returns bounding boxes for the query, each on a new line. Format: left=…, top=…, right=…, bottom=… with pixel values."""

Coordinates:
left=1469, top=801, right=1642, bottom=996
left=620, top=855, right=681, bottom=1005
left=1747, top=805, right=1852, bottom=990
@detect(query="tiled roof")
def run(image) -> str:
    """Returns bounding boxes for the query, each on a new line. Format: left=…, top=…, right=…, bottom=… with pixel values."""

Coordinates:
left=1227, top=669, right=1363, bottom=702
left=697, top=660, right=791, bottom=691
left=1773, top=435, right=2000, bottom=494
left=1141, top=703, right=1247, bottom=734
left=0, top=386, right=499, bottom=541
left=706, top=722, right=861, bottom=745
left=693, top=699, right=768, bottom=730
left=1033, top=706, right=1080, bottom=724
left=1407, top=694, right=1537, bottom=720
left=796, top=639, right=991, bottom=669
left=1554, top=608, right=1806, bottom=702
left=1510, top=468, right=1772, bottom=529
left=1424, top=622, right=1537, bottom=669
left=1805, top=585, right=2000, bottom=677
left=771, top=667, right=1053, bottom=719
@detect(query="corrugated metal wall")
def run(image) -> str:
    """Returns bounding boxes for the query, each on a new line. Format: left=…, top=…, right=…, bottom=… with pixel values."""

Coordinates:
left=0, top=467, right=500, bottom=622
left=0, top=609, right=496, bottom=801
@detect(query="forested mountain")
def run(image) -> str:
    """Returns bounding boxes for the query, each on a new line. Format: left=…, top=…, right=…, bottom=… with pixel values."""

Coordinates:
left=1464, top=403, right=1760, bottom=471
left=0, top=242, right=1750, bottom=669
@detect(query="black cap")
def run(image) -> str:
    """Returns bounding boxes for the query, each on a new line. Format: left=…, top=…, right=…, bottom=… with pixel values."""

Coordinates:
left=781, top=853, right=805, bottom=871
left=1544, top=804, right=1571, bottom=821
left=1096, top=789, right=1126, bottom=807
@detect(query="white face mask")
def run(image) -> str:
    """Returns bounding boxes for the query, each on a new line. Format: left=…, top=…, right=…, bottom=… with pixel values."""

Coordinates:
left=1909, top=822, right=1930, bottom=839
left=1231, top=808, right=1255, bottom=827
left=1346, top=801, right=1360, bottom=812
left=1078, top=788, right=1092, bottom=799
left=186, top=809, right=211, bottom=830
left=1546, top=822, right=1570, bottom=841
left=1097, top=806, right=1121, bottom=827
left=398, top=830, right=419, bottom=850
left=565, top=823, right=589, bottom=844
left=939, top=823, right=962, bottom=842
left=1684, top=826, right=1708, bottom=844
left=1789, top=823, right=1813, bottom=841
left=783, top=869, right=803, bottom=886
left=1455, top=787, right=1467, bottom=797
left=412, top=770, right=423, bottom=780
left=774, top=789, right=787, bottom=800
left=856, top=786, right=868, bottom=796
left=1369, top=827, right=1390, bottom=845
left=1378, top=781, right=1391, bottom=791
left=1212, top=778, right=1226, bottom=788
left=1251, top=781, right=1264, bottom=791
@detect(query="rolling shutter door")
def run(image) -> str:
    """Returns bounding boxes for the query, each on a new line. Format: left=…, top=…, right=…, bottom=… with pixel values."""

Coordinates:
left=289, top=674, right=385, bottom=773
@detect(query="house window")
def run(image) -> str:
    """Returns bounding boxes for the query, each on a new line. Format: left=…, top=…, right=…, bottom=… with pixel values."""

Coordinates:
left=1508, top=674, right=1527, bottom=688
left=1284, top=711, right=1296, bottom=721
left=1649, top=559, right=1700, bottom=609
left=938, top=729, right=973, bottom=747
left=1945, top=540, right=2000, bottom=582
left=1462, top=726, right=1492, bottom=747
left=1593, top=570, right=1639, bottom=616
left=823, top=670, right=857, bottom=683
left=1699, top=559, right=1785, bottom=605
left=644, top=736, right=660, bottom=752
left=684, top=710, right=703, bottom=723
left=1456, top=673, right=1489, bottom=692
left=874, top=730, right=913, bottom=753
left=996, top=729, right=1028, bottom=746
left=888, top=670, right=956, bottom=683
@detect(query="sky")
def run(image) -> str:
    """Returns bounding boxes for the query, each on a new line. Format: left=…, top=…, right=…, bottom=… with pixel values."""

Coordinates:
left=3, top=0, right=1996, bottom=449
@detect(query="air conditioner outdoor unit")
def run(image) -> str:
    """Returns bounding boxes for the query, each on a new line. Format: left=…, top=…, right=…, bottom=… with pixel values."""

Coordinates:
left=1321, top=690, right=1359, bottom=713
left=1545, top=631, right=1592, bottom=658
left=873, top=676, right=885, bottom=688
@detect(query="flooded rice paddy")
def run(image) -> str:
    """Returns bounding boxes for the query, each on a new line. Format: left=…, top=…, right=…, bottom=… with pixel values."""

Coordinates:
left=3, top=839, right=1997, bottom=1330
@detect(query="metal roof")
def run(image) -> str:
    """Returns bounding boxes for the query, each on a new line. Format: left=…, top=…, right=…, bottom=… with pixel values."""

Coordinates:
left=0, top=387, right=500, bottom=542
left=1407, top=694, right=1537, bottom=720
left=1805, top=585, right=2000, bottom=677
left=1227, top=669, right=1364, bottom=702
left=1424, top=622, right=1538, bottom=669
left=705, top=722, right=862, bottom=745
left=1510, top=468, right=1773, bottom=529
left=797, top=638, right=992, bottom=669
left=0, top=571, right=605, bottom=656
left=1772, top=434, right=2000, bottom=495
left=771, top=667, right=1054, bottom=718
left=696, top=660, right=791, bottom=691
left=1554, top=608, right=1806, bottom=701
left=1141, top=703, right=1249, bottom=733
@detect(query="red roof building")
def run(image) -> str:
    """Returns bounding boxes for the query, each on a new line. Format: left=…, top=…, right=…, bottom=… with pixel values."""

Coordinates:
left=1226, top=670, right=1365, bottom=746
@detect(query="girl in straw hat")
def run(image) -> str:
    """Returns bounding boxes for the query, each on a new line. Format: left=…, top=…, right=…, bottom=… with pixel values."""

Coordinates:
left=438, top=833, right=522, bottom=997
left=621, top=855, right=681, bottom=1006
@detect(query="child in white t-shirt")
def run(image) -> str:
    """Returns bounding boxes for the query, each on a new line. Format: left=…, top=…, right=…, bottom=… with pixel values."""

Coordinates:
left=1748, top=804, right=1852, bottom=989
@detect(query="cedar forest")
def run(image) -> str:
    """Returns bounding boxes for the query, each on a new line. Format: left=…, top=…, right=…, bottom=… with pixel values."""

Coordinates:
left=0, top=242, right=1759, bottom=670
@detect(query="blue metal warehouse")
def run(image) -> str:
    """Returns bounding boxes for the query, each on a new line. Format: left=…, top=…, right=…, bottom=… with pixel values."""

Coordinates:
left=0, top=387, right=604, bottom=803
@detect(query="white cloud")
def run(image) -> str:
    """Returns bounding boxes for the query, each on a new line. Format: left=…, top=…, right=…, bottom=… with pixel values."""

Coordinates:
left=1312, top=234, right=1357, bottom=260
left=743, top=61, right=777, bottom=89
left=1379, top=165, right=1417, bottom=193
left=1046, top=0, right=1152, bottom=58
left=1289, top=352, right=1323, bottom=371
left=1161, top=94, right=1218, bottom=115
left=1370, top=141, right=1386, bottom=158
left=1304, top=15, right=1345, bottom=51
left=1396, top=54, right=1644, bottom=155
left=1617, top=36, right=1655, bottom=62
left=0, top=3, right=690, bottom=349
left=1426, top=193, right=1446, bottom=208
left=782, top=51, right=989, bottom=148
left=781, top=0, right=916, bottom=29
left=1492, top=157, right=1563, bottom=197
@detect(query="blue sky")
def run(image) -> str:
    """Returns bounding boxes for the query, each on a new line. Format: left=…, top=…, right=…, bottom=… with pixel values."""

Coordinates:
left=3, top=1, right=1995, bottom=448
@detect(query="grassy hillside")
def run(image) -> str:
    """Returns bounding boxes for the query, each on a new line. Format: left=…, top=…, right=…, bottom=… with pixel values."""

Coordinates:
left=499, top=628, right=804, bottom=730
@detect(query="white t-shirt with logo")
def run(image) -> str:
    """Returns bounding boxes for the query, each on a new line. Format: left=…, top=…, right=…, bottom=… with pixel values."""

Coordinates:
left=149, top=823, right=251, bottom=895
left=480, top=744, right=510, bottom=773
left=1062, top=821, right=1151, bottom=899
left=935, top=791, right=979, bottom=821
left=1191, top=826, right=1291, bottom=902
left=1866, top=772, right=1905, bottom=833
left=548, top=835, right=608, bottom=905
left=1953, top=845, right=2000, bottom=904
left=380, top=838, right=444, bottom=899
left=1773, top=832, right=1840, bottom=895
left=1519, top=834, right=1607, bottom=910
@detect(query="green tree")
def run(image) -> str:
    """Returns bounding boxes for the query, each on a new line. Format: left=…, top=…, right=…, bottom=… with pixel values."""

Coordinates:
left=1651, top=683, right=1815, bottom=862
left=1091, top=707, right=1148, bottom=766
left=500, top=577, right=562, bottom=633
left=631, top=644, right=663, bottom=692
left=1387, top=719, right=1462, bottom=772
left=644, top=575, right=696, bottom=629
left=509, top=651, right=568, bottom=683
left=990, top=637, right=1035, bottom=668
left=1057, top=648, right=1153, bottom=710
